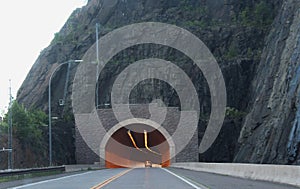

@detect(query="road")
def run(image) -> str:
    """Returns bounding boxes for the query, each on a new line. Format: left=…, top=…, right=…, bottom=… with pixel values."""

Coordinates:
left=4, top=168, right=299, bottom=189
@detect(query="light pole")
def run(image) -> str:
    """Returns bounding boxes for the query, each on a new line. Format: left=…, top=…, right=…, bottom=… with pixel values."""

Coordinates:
left=8, top=79, right=13, bottom=170
left=96, top=23, right=100, bottom=109
left=48, top=59, right=82, bottom=166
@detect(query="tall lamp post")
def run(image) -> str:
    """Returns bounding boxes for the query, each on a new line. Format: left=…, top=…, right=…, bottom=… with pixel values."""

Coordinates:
left=8, top=79, right=13, bottom=169
left=48, top=59, right=83, bottom=166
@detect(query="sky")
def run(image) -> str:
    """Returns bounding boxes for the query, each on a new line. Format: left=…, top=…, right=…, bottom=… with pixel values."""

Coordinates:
left=0, top=0, right=88, bottom=116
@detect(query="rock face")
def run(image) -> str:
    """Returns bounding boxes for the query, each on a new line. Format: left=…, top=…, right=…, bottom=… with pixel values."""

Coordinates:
left=234, top=0, right=300, bottom=164
left=18, top=0, right=277, bottom=112
left=15, top=0, right=300, bottom=165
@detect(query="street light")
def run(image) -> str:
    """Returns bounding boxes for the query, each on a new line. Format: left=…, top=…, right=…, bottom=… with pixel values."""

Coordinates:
left=48, top=59, right=83, bottom=166
left=0, top=148, right=12, bottom=152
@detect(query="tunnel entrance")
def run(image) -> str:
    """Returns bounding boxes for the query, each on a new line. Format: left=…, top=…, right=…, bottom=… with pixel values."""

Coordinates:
left=105, top=123, right=170, bottom=168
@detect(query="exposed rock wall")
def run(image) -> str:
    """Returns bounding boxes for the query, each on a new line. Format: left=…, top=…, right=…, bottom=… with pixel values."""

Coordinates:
left=16, top=0, right=288, bottom=165
left=234, top=0, right=300, bottom=164
left=18, top=0, right=278, bottom=113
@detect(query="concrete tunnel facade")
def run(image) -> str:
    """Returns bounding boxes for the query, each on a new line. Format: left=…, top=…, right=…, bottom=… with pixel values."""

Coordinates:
left=75, top=105, right=199, bottom=168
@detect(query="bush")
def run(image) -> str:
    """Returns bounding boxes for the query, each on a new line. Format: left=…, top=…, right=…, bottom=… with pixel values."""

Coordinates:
left=225, top=107, right=246, bottom=118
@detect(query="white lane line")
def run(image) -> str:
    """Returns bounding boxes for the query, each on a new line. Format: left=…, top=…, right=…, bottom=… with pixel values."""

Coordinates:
left=162, top=168, right=203, bottom=189
left=11, top=171, right=92, bottom=189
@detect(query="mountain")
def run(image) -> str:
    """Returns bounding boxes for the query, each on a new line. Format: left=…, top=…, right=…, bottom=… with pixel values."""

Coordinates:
left=15, top=0, right=299, bottom=166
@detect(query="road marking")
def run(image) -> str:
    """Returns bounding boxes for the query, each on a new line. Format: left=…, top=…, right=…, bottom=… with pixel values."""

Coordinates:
left=162, top=168, right=205, bottom=189
left=11, top=172, right=92, bottom=189
left=90, top=169, right=132, bottom=189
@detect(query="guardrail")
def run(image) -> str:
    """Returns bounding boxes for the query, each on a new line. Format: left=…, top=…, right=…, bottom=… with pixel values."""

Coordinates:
left=0, top=166, right=65, bottom=177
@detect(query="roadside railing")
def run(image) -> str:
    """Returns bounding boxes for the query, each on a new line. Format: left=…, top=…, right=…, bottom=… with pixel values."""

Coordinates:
left=0, top=166, right=65, bottom=177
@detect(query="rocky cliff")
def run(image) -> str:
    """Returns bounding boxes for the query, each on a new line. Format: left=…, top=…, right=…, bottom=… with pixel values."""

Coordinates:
left=234, top=0, right=300, bottom=165
left=15, top=0, right=300, bottom=165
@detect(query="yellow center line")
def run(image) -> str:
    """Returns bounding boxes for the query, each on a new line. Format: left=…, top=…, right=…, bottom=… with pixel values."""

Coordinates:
left=90, top=169, right=132, bottom=189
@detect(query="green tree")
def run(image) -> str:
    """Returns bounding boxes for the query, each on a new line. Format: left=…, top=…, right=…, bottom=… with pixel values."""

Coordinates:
left=2, top=101, right=47, bottom=151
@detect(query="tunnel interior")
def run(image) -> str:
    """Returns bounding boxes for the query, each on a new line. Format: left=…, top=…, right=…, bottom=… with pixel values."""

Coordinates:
left=105, top=124, right=170, bottom=168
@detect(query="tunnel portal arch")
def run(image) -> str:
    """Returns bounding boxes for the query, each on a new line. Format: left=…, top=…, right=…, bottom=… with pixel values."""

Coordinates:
left=100, top=118, right=175, bottom=168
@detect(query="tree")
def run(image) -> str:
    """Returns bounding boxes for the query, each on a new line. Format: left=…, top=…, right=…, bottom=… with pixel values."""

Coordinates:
left=2, top=101, right=47, bottom=152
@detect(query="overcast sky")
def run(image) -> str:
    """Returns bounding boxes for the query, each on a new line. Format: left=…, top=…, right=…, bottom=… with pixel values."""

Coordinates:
left=0, top=1, right=87, bottom=115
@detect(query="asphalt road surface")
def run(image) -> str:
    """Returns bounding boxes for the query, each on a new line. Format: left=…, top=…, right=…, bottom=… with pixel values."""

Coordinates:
left=4, top=168, right=299, bottom=189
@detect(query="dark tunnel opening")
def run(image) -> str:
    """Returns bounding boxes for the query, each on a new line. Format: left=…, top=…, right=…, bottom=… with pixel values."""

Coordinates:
left=105, top=124, right=170, bottom=168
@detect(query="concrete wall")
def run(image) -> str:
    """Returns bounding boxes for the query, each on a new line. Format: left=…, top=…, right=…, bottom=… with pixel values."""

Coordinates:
left=171, top=162, right=300, bottom=187
left=75, top=128, right=100, bottom=164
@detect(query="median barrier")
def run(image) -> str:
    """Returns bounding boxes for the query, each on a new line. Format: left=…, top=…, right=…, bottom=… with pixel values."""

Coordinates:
left=64, top=164, right=101, bottom=172
left=171, top=162, right=300, bottom=187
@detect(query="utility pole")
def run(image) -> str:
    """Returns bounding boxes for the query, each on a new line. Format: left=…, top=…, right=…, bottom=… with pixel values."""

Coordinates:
left=96, top=23, right=100, bottom=109
left=8, top=79, right=13, bottom=169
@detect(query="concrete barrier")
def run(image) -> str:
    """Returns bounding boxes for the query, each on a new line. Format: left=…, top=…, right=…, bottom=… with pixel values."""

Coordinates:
left=64, top=164, right=101, bottom=172
left=171, top=162, right=300, bottom=187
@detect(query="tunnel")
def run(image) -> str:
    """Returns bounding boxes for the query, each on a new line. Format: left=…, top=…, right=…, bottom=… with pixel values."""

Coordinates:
left=105, top=123, right=170, bottom=168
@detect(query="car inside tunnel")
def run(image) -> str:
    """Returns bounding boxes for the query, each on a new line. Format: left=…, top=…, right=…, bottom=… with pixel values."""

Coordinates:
left=105, top=124, right=170, bottom=168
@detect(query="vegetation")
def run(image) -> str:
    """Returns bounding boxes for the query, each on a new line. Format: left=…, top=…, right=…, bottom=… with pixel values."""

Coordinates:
left=238, top=2, right=274, bottom=28
left=52, top=32, right=63, bottom=44
left=1, top=101, right=47, bottom=152
left=225, top=44, right=239, bottom=60
left=184, top=20, right=208, bottom=29
left=225, top=107, right=246, bottom=118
